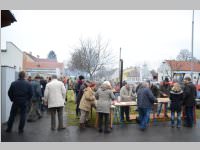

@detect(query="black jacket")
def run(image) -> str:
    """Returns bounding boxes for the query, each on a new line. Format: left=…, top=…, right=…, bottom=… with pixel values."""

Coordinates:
left=183, top=82, right=197, bottom=107
left=8, top=79, right=33, bottom=103
left=169, top=90, right=183, bottom=112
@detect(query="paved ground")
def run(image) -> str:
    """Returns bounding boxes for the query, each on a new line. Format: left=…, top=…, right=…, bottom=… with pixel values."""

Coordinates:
left=1, top=111, right=200, bottom=142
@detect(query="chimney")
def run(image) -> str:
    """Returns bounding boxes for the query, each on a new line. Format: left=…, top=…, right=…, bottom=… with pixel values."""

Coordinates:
left=29, top=51, right=32, bottom=55
left=37, top=55, right=40, bottom=59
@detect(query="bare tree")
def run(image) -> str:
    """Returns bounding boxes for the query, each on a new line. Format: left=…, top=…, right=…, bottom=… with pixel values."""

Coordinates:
left=94, top=66, right=118, bottom=81
left=68, top=36, right=116, bottom=80
left=176, top=49, right=191, bottom=61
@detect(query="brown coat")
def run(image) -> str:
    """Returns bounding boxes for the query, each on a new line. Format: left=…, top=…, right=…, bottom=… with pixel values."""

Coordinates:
left=79, top=87, right=96, bottom=111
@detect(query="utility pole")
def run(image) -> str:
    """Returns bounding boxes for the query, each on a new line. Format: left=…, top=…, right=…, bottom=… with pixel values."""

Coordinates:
left=119, top=48, right=123, bottom=88
left=191, top=10, right=194, bottom=82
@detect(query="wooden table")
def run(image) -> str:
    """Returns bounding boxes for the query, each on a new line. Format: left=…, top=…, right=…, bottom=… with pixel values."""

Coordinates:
left=151, top=98, right=170, bottom=125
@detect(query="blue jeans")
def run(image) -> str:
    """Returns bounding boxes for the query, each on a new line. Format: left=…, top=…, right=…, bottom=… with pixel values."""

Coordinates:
left=184, top=106, right=194, bottom=127
left=157, top=103, right=168, bottom=116
left=138, top=108, right=152, bottom=129
left=171, top=111, right=181, bottom=127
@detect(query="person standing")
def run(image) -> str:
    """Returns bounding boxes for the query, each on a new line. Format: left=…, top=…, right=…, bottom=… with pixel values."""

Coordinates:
left=169, top=83, right=183, bottom=128
left=44, top=75, right=66, bottom=130
left=40, top=76, right=47, bottom=112
left=75, top=75, right=85, bottom=118
left=137, top=82, right=157, bottom=131
left=120, top=81, right=135, bottom=122
left=79, top=83, right=96, bottom=128
left=183, top=77, right=197, bottom=127
left=27, top=75, right=42, bottom=122
left=157, top=78, right=171, bottom=117
left=6, top=71, right=33, bottom=134
left=95, top=81, right=115, bottom=133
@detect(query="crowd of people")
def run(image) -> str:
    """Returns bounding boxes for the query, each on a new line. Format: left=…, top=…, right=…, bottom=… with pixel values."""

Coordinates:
left=5, top=71, right=198, bottom=134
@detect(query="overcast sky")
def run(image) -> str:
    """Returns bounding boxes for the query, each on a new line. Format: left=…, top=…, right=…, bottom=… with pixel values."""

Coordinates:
left=1, top=10, right=200, bottom=70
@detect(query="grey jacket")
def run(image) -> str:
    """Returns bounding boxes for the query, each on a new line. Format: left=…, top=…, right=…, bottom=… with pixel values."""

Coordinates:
left=31, top=80, right=42, bottom=101
left=120, top=86, right=135, bottom=102
left=95, top=85, right=115, bottom=114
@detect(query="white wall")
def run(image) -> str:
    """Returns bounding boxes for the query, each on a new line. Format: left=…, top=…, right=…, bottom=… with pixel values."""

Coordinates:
left=1, top=42, right=23, bottom=72
left=1, top=66, right=15, bottom=123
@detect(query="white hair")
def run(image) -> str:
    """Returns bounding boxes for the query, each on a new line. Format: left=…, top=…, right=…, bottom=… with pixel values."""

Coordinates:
left=103, top=81, right=111, bottom=87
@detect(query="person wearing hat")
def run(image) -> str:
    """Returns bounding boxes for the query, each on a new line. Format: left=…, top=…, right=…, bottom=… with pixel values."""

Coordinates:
left=95, top=81, right=115, bottom=133
left=183, top=77, right=197, bottom=127
left=79, top=82, right=96, bottom=128
left=27, top=75, right=42, bottom=122
left=120, top=81, right=135, bottom=122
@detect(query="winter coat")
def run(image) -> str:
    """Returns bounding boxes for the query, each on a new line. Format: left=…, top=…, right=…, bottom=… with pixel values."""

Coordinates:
left=44, top=79, right=66, bottom=108
left=8, top=79, right=33, bottom=103
left=160, top=84, right=171, bottom=97
left=137, top=87, right=156, bottom=108
left=79, top=87, right=96, bottom=111
left=183, top=82, right=197, bottom=107
left=95, top=84, right=115, bottom=114
left=120, top=86, right=135, bottom=102
left=169, top=90, right=183, bottom=112
left=150, top=85, right=160, bottom=98
left=76, top=81, right=85, bottom=103
left=31, top=80, right=42, bottom=101
left=40, top=79, right=47, bottom=97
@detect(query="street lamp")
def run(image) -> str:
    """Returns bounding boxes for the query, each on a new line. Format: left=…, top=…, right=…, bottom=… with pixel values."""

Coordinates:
left=191, top=10, right=194, bottom=82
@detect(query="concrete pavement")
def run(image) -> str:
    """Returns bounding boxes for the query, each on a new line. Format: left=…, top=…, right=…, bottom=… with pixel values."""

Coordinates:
left=1, top=111, right=200, bottom=142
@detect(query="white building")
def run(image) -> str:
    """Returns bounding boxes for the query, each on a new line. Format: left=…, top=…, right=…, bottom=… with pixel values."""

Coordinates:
left=1, top=41, right=23, bottom=72
left=158, top=60, right=200, bottom=84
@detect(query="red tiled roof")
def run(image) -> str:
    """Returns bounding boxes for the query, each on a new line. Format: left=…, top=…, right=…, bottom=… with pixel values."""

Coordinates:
left=166, top=60, right=200, bottom=72
left=23, top=52, right=63, bottom=70
left=25, top=62, right=64, bottom=69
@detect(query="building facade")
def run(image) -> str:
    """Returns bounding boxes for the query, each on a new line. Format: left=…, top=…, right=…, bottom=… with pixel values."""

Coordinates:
left=1, top=41, right=23, bottom=72
left=23, top=52, right=64, bottom=78
left=158, top=60, right=200, bottom=84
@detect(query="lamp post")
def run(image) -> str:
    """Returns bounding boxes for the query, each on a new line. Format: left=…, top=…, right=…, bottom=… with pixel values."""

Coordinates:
left=119, top=48, right=123, bottom=88
left=191, top=10, right=194, bottom=82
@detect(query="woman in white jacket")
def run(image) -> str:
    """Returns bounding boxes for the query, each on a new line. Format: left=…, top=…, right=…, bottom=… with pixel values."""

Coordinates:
left=44, top=75, right=66, bottom=130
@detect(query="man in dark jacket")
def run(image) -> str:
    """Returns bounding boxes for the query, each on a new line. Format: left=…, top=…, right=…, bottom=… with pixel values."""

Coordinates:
left=137, top=82, right=157, bottom=131
left=183, top=77, right=197, bottom=127
left=40, top=76, right=47, bottom=112
left=75, top=75, right=85, bottom=117
left=27, top=75, right=42, bottom=122
left=6, top=71, right=33, bottom=134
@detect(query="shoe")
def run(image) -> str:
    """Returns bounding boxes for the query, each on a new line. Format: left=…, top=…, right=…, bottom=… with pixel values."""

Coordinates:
left=79, top=123, right=85, bottom=129
left=18, top=129, right=24, bottom=134
left=104, top=130, right=111, bottom=134
left=6, top=128, right=11, bottom=133
left=140, top=128, right=146, bottom=131
left=98, top=129, right=103, bottom=133
left=38, top=115, right=42, bottom=119
left=51, top=127, right=56, bottom=131
left=27, top=119, right=34, bottom=122
left=171, top=125, right=175, bottom=128
left=177, top=126, right=181, bottom=128
left=58, top=127, right=66, bottom=130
